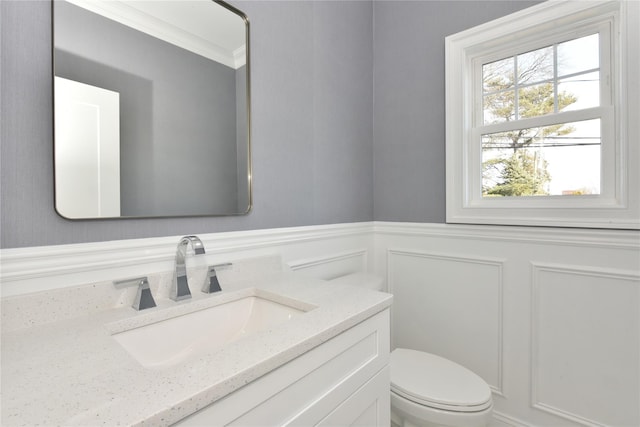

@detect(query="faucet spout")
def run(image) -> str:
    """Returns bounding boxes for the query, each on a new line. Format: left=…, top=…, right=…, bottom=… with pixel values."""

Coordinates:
left=171, top=235, right=206, bottom=301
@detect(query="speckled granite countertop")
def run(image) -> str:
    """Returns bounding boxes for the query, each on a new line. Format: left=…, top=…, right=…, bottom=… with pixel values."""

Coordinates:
left=1, top=272, right=392, bottom=426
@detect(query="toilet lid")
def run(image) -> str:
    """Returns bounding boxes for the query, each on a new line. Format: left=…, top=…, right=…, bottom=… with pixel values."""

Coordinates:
left=390, top=348, right=492, bottom=413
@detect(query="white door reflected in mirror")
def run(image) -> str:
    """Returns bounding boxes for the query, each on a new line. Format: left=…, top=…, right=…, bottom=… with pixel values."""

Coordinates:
left=54, top=76, right=121, bottom=218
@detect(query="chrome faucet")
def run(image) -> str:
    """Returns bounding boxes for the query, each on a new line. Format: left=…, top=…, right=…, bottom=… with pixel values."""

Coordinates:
left=171, top=235, right=206, bottom=301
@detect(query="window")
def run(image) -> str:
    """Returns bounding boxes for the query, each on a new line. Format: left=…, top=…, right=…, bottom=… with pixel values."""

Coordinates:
left=445, top=1, right=639, bottom=229
left=481, top=33, right=605, bottom=198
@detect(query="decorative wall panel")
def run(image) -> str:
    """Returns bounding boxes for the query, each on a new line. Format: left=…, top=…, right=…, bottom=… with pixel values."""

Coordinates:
left=531, top=263, right=640, bottom=426
left=388, top=249, right=504, bottom=394
left=288, top=249, right=368, bottom=280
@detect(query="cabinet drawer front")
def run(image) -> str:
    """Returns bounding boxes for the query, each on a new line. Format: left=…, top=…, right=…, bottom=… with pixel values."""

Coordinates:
left=316, top=366, right=390, bottom=427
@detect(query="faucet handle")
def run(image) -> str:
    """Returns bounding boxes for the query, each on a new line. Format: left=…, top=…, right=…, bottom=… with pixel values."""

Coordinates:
left=202, top=263, right=232, bottom=294
left=114, top=277, right=157, bottom=310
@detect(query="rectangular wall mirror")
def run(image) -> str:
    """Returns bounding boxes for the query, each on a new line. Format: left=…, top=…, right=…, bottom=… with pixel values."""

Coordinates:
left=53, top=0, right=251, bottom=219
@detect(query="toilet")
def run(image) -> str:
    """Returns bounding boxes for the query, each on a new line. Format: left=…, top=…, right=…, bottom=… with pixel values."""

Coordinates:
left=329, top=273, right=494, bottom=427
left=390, top=348, right=493, bottom=427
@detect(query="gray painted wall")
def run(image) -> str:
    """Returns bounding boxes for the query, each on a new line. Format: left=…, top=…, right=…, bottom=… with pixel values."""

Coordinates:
left=372, top=0, right=542, bottom=222
left=0, top=0, right=374, bottom=248
left=0, top=1, right=541, bottom=249
left=236, top=65, right=249, bottom=213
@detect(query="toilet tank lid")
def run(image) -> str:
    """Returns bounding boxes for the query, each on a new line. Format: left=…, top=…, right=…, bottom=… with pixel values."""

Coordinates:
left=390, top=348, right=492, bottom=410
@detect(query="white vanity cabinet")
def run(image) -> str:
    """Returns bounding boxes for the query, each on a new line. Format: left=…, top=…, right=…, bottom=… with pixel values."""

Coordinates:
left=175, top=309, right=390, bottom=426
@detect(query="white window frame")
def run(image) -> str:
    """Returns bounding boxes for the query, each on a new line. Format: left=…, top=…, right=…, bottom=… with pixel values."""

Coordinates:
left=445, top=0, right=639, bottom=229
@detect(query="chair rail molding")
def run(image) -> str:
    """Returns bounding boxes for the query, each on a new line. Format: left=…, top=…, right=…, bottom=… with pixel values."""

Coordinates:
left=0, top=222, right=374, bottom=297
left=373, top=222, right=640, bottom=250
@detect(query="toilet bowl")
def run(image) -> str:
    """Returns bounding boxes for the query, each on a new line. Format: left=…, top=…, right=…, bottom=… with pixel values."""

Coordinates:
left=390, top=348, right=493, bottom=427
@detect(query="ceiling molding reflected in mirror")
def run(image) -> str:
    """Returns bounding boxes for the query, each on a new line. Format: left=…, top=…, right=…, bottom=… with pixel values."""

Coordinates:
left=53, top=0, right=251, bottom=219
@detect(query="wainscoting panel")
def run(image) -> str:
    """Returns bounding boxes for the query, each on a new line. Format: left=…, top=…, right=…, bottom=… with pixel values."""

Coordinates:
left=531, top=263, right=640, bottom=427
left=388, top=249, right=504, bottom=394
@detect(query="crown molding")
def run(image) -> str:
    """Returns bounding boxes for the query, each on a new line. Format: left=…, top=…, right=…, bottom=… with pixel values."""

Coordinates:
left=66, top=0, right=245, bottom=69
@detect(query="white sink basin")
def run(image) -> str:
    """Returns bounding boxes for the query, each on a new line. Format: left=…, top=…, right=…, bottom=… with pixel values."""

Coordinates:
left=110, top=289, right=314, bottom=369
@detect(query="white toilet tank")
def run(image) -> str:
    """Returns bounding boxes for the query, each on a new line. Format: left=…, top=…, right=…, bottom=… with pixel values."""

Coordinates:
left=329, top=272, right=385, bottom=291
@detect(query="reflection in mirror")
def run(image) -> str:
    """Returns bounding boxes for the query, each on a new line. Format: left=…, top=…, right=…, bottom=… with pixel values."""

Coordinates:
left=53, top=0, right=251, bottom=219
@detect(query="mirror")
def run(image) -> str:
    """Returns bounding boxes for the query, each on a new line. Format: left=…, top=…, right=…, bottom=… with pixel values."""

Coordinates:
left=53, top=0, right=251, bottom=219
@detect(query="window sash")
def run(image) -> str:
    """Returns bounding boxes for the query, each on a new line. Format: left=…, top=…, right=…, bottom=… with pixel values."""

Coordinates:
left=473, top=22, right=612, bottom=123
left=468, top=106, right=615, bottom=207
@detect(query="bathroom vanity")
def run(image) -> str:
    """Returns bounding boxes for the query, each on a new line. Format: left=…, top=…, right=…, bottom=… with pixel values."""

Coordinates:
left=1, top=272, right=392, bottom=426
left=178, top=308, right=390, bottom=426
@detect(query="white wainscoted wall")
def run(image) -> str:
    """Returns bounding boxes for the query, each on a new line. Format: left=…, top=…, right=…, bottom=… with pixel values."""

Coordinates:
left=1, top=222, right=638, bottom=427
left=374, top=222, right=640, bottom=427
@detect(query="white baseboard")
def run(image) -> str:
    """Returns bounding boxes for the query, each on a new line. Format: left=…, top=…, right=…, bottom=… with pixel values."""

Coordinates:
left=492, top=411, right=533, bottom=427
